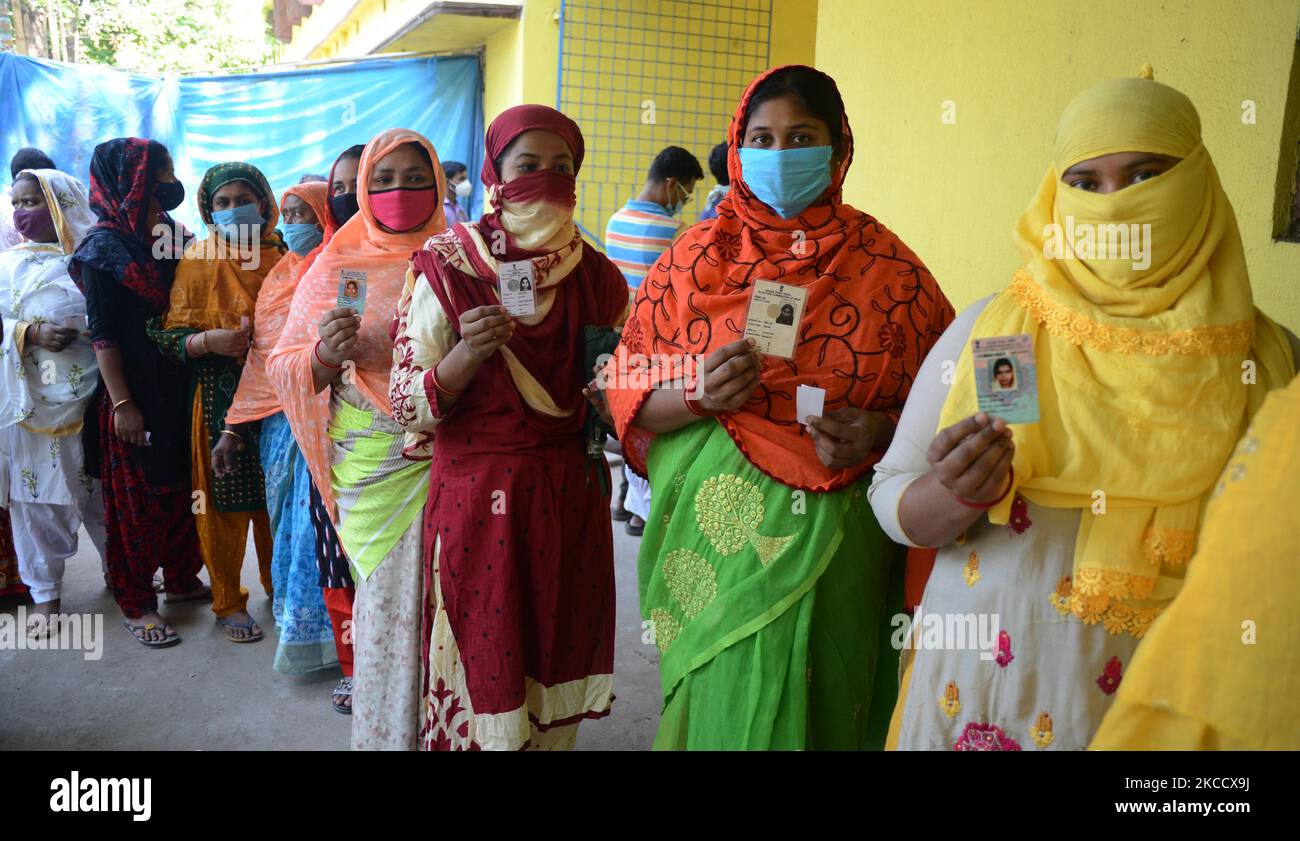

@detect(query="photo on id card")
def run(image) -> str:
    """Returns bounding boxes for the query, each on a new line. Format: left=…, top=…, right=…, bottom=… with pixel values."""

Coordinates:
left=743, top=279, right=808, bottom=359
left=972, top=334, right=1039, bottom=424
left=337, top=269, right=367, bottom=314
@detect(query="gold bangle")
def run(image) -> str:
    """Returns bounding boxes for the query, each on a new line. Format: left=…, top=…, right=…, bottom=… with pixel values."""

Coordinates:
left=112, top=397, right=133, bottom=411
left=220, top=429, right=242, bottom=440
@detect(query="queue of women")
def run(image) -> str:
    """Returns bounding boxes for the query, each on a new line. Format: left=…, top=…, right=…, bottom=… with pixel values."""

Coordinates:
left=2, top=62, right=1297, bottom=750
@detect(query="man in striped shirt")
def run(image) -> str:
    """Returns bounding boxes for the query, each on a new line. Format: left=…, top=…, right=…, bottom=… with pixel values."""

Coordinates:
left=603, top=146, right=704, bottom=289
left=604, top=146, right=703, bottom=536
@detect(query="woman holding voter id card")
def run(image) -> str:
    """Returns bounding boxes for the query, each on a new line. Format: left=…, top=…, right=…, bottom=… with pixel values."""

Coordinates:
left=606, top=66, right=954, bottom=750
left=390, top=104, right=629, bottom=751
left=870, top=67, right=1298, bottom=751
left=268, top=128, right=447, bottom=750
left=149, top=162, right=286, bottom=644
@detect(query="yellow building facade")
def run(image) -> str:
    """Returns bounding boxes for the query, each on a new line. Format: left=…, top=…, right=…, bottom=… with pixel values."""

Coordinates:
left=817, top=0, right=1300, bottom=331
left=280, top=0, right=1300, bottom=332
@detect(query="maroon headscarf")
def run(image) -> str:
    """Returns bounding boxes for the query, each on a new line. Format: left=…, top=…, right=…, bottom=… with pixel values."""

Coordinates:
left=480, top=104, right=586, bottom=185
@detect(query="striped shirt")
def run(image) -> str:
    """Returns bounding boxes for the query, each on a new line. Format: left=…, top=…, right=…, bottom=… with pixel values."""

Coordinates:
left=603, top=200, right=684, bottom=288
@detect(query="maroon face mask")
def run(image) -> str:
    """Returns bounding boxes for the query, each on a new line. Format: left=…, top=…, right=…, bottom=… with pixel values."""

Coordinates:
left=13, top=207, right=54, bottom=241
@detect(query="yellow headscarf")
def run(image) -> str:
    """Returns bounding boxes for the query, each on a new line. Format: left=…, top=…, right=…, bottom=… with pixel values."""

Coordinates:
left=938, top=67, right=1295, bottom=639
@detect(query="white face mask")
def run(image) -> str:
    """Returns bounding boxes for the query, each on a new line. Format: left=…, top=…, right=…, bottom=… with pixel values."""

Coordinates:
left=454, top=179, right=473, bottom=199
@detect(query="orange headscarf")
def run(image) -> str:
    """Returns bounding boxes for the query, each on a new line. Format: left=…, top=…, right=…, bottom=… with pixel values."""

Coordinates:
left=266, top=128, right=447, bottom=511
left=607, top=65, right=954, bottom=492
left=226, top=181, right=331, bottom=425
left=162, top=162, right=285, bottom=332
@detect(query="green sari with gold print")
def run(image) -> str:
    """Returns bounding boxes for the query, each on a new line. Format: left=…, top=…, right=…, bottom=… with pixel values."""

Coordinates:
left=639, top=420, right=902, bottom=750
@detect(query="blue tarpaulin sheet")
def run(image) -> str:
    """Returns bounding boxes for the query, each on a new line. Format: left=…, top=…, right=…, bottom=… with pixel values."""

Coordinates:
left=0, top=52, right=484, bottom=231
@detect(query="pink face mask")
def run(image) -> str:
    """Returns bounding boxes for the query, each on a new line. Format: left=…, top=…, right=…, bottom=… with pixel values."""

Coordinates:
left=368, top=187, right=437, bottom=233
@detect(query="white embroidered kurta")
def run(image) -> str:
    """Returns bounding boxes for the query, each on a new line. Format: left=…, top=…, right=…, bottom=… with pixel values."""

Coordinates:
left=869, top=298, right=1139, bottom=751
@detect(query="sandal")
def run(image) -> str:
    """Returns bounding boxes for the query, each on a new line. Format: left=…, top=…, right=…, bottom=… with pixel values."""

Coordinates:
left=165, top=584, right=213, bottom=604
left=217, top=613, right=264, bottom=643
left=332, top=676, right=354, bottom=715
left=122, top=618, right=180, bottom=648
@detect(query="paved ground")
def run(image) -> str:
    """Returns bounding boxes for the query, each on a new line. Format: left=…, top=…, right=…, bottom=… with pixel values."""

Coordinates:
left=0, top=464, right=659, bottom=751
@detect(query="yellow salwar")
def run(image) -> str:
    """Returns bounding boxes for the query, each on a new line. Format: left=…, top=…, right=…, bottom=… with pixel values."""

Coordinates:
left=190, top=389, right=273, bottom=618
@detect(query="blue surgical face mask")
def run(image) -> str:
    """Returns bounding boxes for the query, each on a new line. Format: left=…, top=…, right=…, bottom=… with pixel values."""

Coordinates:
left=282, top=222, right=323, bottom=256
left=665, top=181, right=689, bottom=217
left=211, top=202, right=265, bottom=240
left=738, top=146, right=833, bottom=219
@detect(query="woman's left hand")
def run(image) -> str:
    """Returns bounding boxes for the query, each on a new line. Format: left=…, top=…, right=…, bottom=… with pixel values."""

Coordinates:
left=211, top=428, right=246, bottom=477
left=807, top=407, right=891, bottom=470
left=583, top=378, right=614, bottom=429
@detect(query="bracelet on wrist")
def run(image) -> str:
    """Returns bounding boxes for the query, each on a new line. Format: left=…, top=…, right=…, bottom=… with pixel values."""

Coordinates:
left=430, top=363, right=463, bottom=398
left=313, top=339, right=342, bottom=369
left=112, top=397, right=133, bottom=411
left=683, top=384, right=716, bottom=417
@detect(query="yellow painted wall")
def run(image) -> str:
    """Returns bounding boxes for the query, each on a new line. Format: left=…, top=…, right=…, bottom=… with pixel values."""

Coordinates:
left=528, top=0, right=818, bottom=244
left=817, top=0, right=1300, bottom=332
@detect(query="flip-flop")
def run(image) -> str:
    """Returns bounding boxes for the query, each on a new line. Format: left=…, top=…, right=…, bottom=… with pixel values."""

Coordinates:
left=165, top=585, right=213, bottom=604
left=332, top=676, right=354, bottom=715
left=217, top=613, right=264, bottom=643
left=122, top=618, right=181, bottom=648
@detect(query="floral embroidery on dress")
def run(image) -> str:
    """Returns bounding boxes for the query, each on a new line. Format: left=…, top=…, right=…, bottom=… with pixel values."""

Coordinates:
left=694, top=473, right=795, bottom=565
left=939, top=681, right=962, bottom=719
left=953, top=721, right=1021, bottom=751
left=650, top=608, right=681, bottom=651
left=662, top=548, right=718, bottom=619
left=1049, top=575, right=1072, bottom=615
left=21, top=468, right=37, bottom=497
left=67, top=363, right=85, bottom=394
left=1007, top=493, right=1032, bottom=534
left=994, top=629, right=1014, bottom=668
left=962, top=550, right=980, bottom=587
left=1030, top=711, right=1055, bottom=748
left=1097, top=655, right=1123, bottom=695
left=423, top=677, right=479, bottom=751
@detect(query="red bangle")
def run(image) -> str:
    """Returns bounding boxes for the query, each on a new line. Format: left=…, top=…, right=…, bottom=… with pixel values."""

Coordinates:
left=313, top=339, right=342, bottom=369
left=683, top=382, right=714, bottom=417
left=955, top=466, right=1015, bottom=509
left=430, top=362, right=462, bottom=398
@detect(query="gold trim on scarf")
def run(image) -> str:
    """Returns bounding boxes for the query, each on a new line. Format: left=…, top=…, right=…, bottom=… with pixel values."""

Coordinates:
left=1009, top=270, right=1254, bottom=357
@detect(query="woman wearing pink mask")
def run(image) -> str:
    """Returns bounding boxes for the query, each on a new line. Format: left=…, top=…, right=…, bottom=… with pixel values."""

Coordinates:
left=267, top=129, right=446, bottom=749
left=390, top=105, right=629, bottom=750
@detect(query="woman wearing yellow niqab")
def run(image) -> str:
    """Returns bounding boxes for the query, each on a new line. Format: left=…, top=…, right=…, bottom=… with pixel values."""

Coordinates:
left=869, top=67, right=1297, bottom=751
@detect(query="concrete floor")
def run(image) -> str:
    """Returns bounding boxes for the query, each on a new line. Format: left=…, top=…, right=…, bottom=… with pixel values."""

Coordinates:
left=0, top=476, right=660, bottom=751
